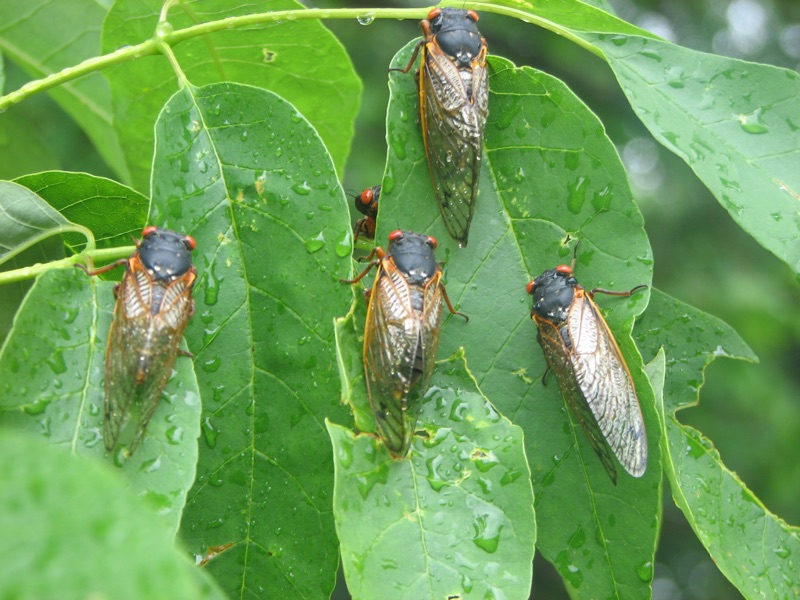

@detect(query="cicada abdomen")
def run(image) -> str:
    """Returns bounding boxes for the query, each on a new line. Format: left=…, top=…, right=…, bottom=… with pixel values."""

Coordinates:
left=527, top=261, right=647, bottom=484
left=353, top=185, right=381, bottom=243
left=397, top=8, right=489, bottom=247
left=342, top=230, right=467, bottom=458
left=82, top=226, right=197, bottom=457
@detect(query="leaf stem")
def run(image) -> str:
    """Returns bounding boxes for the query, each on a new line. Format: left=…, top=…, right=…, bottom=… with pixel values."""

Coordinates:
left=0, top=246, right=134, bottom=286
left=0, top=224, right=96, bottom=269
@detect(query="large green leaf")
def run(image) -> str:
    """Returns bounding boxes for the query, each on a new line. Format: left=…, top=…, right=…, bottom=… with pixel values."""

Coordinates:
left=381, top=46, right=660, bottom=598
left=0, top=430, right=225, bottom=600
left=476, top=0, right=800, bottom=273
left=16, top=170, right=148, bottom=255
left=0, top=267, right=202, bottom=534
left=0, top=181, right=66, bottom=341
left=329, top=350, right=536, bottom=599
left=0, top=0, right=128, bottom=179
left=635, top=289, right=800, bottom=597
left=102, top=0, right=361, bottom=192
left=151, top=81, right=353, bottom=598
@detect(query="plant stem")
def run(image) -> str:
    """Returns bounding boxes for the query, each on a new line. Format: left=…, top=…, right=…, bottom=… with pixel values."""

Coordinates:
left=0, top=246, right=134, bottom=286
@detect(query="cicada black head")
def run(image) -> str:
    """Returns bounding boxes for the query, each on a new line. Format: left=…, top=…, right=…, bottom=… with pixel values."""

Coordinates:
left=354, top=185, right=381, bottom=220
left=527, top=265, right=577, bottom=323
left=138, top=226, right=196, bottom=281
left=427, top=7, right=483, bottom=68
left=387, top=230, right=439, bottom=286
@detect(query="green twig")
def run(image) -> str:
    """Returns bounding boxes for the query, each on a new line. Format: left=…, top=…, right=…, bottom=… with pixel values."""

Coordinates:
left=0, top=246, right=134, bottom=286
left=0, top=4, right=600, bottom=112
left=0, top=224, right=96, bottom=269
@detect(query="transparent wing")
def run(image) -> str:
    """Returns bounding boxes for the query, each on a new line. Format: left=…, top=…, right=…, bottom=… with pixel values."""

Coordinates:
left=420, top=42, right=488, bottom=246
left=363, top=262, right=435, bottom=458
left=104, top=259, right=194, bottom=454
left=536, top=318, right=620, bottom=484
left=566, top=292, right=648, bottom=478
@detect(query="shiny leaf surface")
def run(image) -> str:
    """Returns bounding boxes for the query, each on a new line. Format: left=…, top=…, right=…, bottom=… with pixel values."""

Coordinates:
left=102, top=0, right=361, bottom=191
left=150, top=81, right=353, bottom=598
left=635, top=289, right=799, bottom=598
left=329, top=351, right=535, bottom=600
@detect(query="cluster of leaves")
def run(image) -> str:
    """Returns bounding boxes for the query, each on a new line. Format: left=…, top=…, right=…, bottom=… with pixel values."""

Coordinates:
left=0, top=1, right=798, bottom=599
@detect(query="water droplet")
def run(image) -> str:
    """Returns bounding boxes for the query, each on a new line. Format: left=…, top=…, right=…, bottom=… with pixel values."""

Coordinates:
left=23, top=398, right=51, bottom=416
left=166, top=425, right=184, bottom=444
left=292, top=181, right=312, bottom=196
left=499, top=470, right=522, bottom=486
left=305, top=233, right=326, bottom=253
left=636, top=560, right=653, bottom=582
left=738, top=110, right=769, bottom=134
left=356, top=462, right=389, bottom=499
left=471, top=449, right=499, bottom=472
left=202, top=418, right=219, bottom=448
left=139, top=456, right=162, bottom=474
left=471, top=508, right=504, bottom=553
left=357, top=12, right=375, bottom=25
left=774, top=546, right=791, bottom=559
left=155, top=21, right=173, bottom=38
left=202, top=356, right=221, bottom=373
left=426, top=455, right=448, bottom=492
left=46, top=352, right=67, bottom=375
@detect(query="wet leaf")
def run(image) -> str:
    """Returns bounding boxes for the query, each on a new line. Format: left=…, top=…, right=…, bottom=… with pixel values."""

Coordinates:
left=0, top=182, right=66, bottom=342
left=0, top=0, right=128, bottom=179
left=636, top=289, right=799, bottom=598
left=150, top=81, right=353, bottom=598
left=482, top=0, right=800, bottom=273
left=0, top=268, right=202, bottom=533
left=382, top=47, right=660, bottom=598
left=15, top=171, right=148, bottom=255
left=0, top=430, right=224, bottom=599
left=328, top=351, right=535, bottom=599
left=102, top=0, right=361, bottom=191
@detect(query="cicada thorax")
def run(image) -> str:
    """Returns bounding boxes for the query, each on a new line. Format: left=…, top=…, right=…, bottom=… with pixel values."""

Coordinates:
left=353, top=185, right=381, bottom=243
left=415, top=8, right=489, bottom=247
left=527, top=263, right=647, bottom=484
left=344, top=230, right=465, bottom=459
left=102, top=227, right=197, bottom=456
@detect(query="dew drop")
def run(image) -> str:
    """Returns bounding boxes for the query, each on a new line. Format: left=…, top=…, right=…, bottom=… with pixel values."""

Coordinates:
left=357, top=13, right=375, bottom=25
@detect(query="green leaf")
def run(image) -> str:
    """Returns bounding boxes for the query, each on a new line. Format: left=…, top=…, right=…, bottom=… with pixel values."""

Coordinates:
left=0, top=430, right=225, bottom=600
left=0, top=268, right=202, bottom=534
left=381, top=46, right=660, bottom=598
left=0, top=0, right=129, bottom=179
left=150, top=82, right=353, bottom=598
left=590, top=35, right=800, bottom=274
left=481, top=1, right=800, bottom=273
left=635, top=289, right=799, bottom=598
left=333, top=299, right=373, bottom=435
left=328, top=351, right=536, bottom=599
left=0, top=181, right=66, bottom=341
left=15, top=170, right=148, bottom=254
left=102, top=0, right=361, bottom=191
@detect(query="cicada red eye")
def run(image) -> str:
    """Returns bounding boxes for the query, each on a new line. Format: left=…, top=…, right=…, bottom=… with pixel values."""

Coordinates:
left=360, top=188, right=374, bottom=205
left=467, top=10, right=479, bottom=22
left=427, top=7, right=442, bottom=20
left=184, top=236, right=197, bottom=251
left=389, top=230, right=404, bottom=242
left=526, top=280, right=535, bottom=295
left=427, top=236, right=438, bottom=249
left=142, top=225, right=158, bottom=238
left=556, top=265, right=573, bottom=275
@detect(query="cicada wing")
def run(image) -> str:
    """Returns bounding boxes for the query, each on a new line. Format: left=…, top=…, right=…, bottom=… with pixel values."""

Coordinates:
left=566, top=292, right=648, bottom=478
left=104, top=261, right=195, bottom=454
left=536, top=318, right=620, bottom=484
left=363, top=263, right=426, bottom=458
left=419, top=272, right=444, bottom=391
left=420, top=42, right=488, bottom=246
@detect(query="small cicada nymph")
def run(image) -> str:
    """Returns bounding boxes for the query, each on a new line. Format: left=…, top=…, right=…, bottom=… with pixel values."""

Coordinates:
left=353, top=185, right=381, bottom=244
left=394, top=7, right=489, bottom=247
left=527, top=255, right=648, bottom=484
left=341, top=230, right=468, bottom=458
left=80, top=226, right=197, bottom=457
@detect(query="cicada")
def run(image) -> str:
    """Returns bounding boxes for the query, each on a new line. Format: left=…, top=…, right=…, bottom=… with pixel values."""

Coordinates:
left=353, top=185, right=381, bottom=243
left=396, top=7, right=489, bottom=247
left=342, top=230, right=468, bottom=458
left=80, top=226, right=197, bottom=456
left=527, top=256, right=648, bottom=484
